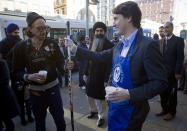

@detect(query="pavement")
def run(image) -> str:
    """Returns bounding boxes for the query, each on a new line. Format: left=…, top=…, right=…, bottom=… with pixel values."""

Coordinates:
left=13, top=72, right=187, bottom=131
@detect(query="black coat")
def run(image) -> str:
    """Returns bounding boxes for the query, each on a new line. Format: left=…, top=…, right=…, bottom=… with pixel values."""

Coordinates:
left=86, top=38, right=114, bottom=100
left=162, top=35, right=184, bottom=76
left=0, top=35, right=21, bottom=71
left=0, top=60, right=20, bottom=120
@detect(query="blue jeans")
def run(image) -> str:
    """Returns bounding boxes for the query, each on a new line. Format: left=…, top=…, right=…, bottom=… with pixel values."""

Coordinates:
left=30, top=85, right=66, bottom=131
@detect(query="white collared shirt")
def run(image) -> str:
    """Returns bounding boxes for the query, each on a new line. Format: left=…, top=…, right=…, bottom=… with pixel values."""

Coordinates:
left=121, top=30, right=138, bottom=57
left=166, top=34, right=173, bottom=40
left=165, top=34, right=173, bottom=45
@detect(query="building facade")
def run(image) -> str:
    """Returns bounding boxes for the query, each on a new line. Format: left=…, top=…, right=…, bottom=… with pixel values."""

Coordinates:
left=97, top=0, right=115, bottom=26
left=54, top=0, right=67, bottom=15
left=137, top=0, right=174, bottom=24
left=114, top=0, right=187, bottom=35
left=172, top=0, right=187, bottom=33
left=54, top=0, right=98, bottom=23
left=53, top=0, right=115, bottom=26
left=0, top=0, right=54, bottom=16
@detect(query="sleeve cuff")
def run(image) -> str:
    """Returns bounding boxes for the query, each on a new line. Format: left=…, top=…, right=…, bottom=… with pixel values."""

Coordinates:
left=23, top=74, right=30, bottom=82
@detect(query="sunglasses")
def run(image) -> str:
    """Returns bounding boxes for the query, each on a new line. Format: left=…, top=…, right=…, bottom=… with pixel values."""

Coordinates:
left=34, top=25, right=50, bottom=32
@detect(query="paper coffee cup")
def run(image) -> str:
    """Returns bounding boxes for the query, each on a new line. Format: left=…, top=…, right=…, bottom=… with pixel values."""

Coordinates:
left=38, top=70, right=48, bottom=78
left=105, top=86, right=118, bottom=95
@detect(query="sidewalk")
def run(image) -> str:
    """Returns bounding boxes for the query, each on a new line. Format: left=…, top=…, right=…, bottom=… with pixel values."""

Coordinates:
left=13, top=73, right=187, bottom=131
left=143, top=91, right=187, bottom=131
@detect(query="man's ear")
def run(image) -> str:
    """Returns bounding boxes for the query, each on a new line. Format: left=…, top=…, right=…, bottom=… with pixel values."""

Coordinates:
left=127, top=16, right=132, bottom=23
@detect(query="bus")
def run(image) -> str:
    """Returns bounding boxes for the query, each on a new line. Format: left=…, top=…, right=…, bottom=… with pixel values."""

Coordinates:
left=0, top=11, right=86, bottom=42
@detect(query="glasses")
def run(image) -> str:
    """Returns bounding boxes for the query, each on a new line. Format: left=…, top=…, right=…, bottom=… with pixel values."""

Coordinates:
left=34, top=25, right=50, bottom=32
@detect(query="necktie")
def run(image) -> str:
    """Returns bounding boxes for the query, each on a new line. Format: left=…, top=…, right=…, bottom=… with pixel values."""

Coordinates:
left=60, top=47, right=65, bottom=57
left=163, top=38, right=167, bottom=54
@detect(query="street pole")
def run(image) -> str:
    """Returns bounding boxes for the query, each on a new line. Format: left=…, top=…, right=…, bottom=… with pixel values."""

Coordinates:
left=86, top=0, right=89, bottom=37
left=66, top=21, right=75, bottom=131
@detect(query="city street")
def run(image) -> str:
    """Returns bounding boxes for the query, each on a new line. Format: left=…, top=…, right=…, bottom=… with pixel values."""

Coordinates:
left=0, top=0, right=187, bottom=131
left=13, top=72, right=187, bottom=131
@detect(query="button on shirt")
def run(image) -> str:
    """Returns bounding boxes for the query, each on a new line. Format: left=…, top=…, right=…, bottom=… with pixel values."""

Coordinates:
left=121, top=30, right=138, bottom=57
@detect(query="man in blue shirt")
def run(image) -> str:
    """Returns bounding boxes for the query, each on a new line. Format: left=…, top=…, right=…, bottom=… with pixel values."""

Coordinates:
left=66, top=1, right=168, bottom=131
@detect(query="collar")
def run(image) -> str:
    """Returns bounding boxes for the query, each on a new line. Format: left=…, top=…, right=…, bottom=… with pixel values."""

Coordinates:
left=122, top=29, right=138, bottom=46
left=166, top=34, right=173, bottom=40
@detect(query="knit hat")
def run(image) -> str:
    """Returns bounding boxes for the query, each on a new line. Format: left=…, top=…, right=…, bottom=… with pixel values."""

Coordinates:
left=6, top=23, right=19, bottom=33
left=26, top=12, right=45, bottom=26
left=93, top=22, right=107, bottom=32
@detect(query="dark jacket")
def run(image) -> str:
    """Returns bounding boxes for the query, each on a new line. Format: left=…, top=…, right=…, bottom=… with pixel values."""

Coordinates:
left=12, top=38, right=65, bottom=85
left=78, top=42, right=88, bottom=74
left=80, top=38, right=114, bottom=100
left=162, top=35, right=184, bottom=76
left=0, top=35, right=21, bottom=71
left=76, top=30, right=168, bottom=128
left=0, top=60, right=20, bottom=119
left=59, top=45, right=68, bottom=59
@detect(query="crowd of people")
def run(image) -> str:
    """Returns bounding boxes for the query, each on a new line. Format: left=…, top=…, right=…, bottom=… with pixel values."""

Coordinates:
left=0, top=1, right=186, bottom=131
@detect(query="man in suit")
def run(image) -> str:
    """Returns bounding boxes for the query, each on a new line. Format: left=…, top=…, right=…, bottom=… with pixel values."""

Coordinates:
left=66, top=1, right=168, bottom=131
left=158, top=26, right=165, bottom=54
left=58, top=36, right=68, bottom=88
left=156, top=22, right=184, bottom=121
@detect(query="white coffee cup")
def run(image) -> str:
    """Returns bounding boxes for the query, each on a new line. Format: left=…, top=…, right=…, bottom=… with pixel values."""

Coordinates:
left=105, top=86, right=118, bottom=95
left=38, top=70, right=48, bottom=78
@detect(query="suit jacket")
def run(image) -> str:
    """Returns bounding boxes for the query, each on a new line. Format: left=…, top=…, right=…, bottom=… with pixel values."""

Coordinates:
left=162, top=35, right=184, bottom=75
left=76, top=30, right=168, bottom=127
left=76, top=30, right=168, bottom=101
left=159, top=38, right=164, bottom=54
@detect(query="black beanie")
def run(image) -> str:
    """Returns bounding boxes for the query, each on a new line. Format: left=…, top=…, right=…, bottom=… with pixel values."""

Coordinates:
left=93, top=22, right=107, bottom=32
left=26, top=12, right=46, bottom=26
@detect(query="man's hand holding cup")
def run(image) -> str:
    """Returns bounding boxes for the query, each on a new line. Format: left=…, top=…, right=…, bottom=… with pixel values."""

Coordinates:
left=105, top=86, right=130, bottom=103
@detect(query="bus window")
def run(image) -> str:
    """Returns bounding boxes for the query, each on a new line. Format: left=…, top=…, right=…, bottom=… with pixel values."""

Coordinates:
left=79, top=29, right=85, bottom=36
left=50, top=28, right=66, bottom=40
left=71, top=29, right=78, bottom=35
